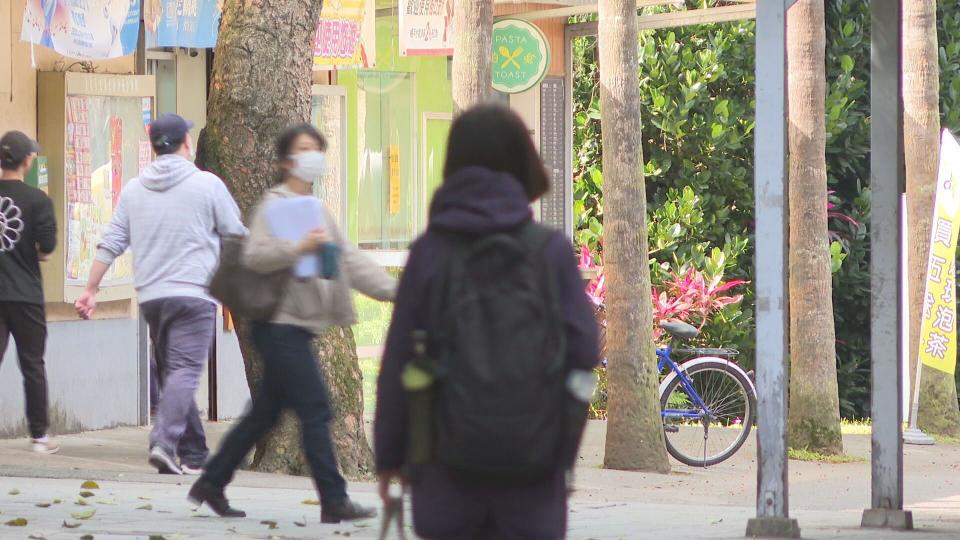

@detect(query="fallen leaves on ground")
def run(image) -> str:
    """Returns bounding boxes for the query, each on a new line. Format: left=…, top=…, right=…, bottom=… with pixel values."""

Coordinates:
left=71, top=509, right=96, bottom=520
left=75, top=498, right=89, bottom=506
left=80, top=535, right=94, bottom=540
left=62, top=521, right=82, bottom=528
left=295, top=520, right=307, bottom=527
left=3, top=518, right=27, bottom=526
left=80, top=481, right=99, bottom=490
left=137, top=504, right=153, bottom=511
left=138, top=496, right=152, bottom=501
left=7, top=489, right=19, bottom=495
left=302, top=499, right=320, bottom=505
left=28, top=535, right=46, bottom=540
left=79, top=491, right=95, bottom=498
left=148, top=536, right=166, bottom=540
left=261, top=519, right=279, bottom=529
left=35, top=502, right=52, bottom=508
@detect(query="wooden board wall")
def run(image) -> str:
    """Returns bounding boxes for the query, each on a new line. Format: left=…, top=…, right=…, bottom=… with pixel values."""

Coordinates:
left=494, top=3, right=567, bottom=77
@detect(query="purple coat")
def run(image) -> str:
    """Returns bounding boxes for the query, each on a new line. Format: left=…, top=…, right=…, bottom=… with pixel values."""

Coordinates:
left=375, top=167, right=600, bottom=539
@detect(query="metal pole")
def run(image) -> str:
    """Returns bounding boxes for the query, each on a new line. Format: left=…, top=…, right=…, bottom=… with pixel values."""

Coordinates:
left=745, top=0, right=798, bottom=537
left=861, top=0, right=913, bottom=530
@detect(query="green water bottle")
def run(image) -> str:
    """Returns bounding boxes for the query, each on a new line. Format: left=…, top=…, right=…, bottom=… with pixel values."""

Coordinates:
left=403, top=330, right=435, bottom=465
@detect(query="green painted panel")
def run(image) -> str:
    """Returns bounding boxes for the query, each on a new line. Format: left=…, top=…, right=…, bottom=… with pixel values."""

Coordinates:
left=424, top=116, right=451, bottom=200
left=339, top=14, right=452, bottom=244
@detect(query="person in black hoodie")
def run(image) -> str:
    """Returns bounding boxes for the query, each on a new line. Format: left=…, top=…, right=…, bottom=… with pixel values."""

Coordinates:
left=0, top=131, right=58, bottom=454
left=375, top=105, right=599, bottom=539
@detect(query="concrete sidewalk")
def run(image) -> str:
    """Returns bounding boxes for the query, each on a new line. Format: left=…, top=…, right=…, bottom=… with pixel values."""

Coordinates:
left=0, top=422, right=959, bottom=539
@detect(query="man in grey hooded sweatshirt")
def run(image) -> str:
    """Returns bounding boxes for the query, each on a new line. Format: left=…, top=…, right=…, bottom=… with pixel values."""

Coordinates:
left=75, top=114, right=246, bottom=475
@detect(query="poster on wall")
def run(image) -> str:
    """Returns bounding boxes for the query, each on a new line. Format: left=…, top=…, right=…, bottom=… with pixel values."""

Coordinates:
left=399, top=0, right=454, bottom=56
left=21, top=0, right=141, bottom=60
left=314, top=0, right=376, bottom=70
left=144, top=0, right=223, bottom=49
left=64, top=95, right=153, bottom=286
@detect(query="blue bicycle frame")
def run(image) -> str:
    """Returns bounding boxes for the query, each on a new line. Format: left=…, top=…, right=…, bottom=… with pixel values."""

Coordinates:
left=658, top=346, right=710, bottom=421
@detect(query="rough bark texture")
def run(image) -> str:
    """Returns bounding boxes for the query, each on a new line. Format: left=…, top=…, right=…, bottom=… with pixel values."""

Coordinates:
left=451, top=0, right=493, bottom=115
left=197, top=0, right=374, bottom=479
left=598, top=0, right=670, bottom=473
left=785, top=0, right=843, bottom=455
left=904, top=0, right=960, bottom=437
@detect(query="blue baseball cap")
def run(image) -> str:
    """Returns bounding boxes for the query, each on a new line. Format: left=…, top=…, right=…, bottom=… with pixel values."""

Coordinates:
left=149, top=113, right=194, bottom=151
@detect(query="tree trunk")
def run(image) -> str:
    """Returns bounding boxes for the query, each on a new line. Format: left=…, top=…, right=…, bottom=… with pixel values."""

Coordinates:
left=904, top=0, right=960, bottom=437
left=451, top=0, right=493, bottom=115
left=197, top=0, right=374, bottom=479
left=598, top=0, right=670, bottom=473
left=785, top=0, right=843, bottom=455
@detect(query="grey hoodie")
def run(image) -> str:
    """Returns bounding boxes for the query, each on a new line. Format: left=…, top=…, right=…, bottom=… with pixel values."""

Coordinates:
left=96, top=155, right=247, bottom=304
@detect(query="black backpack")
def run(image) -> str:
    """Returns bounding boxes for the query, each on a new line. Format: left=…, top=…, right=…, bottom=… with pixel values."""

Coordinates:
left=409, top=221, right=569, bottom=481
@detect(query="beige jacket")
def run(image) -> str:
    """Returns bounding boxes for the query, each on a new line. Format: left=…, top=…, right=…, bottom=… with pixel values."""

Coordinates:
left=243, top=185, right=397, bottom=334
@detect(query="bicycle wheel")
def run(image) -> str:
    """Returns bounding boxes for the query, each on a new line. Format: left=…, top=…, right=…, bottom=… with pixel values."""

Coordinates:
left=660, top=359, right=755, bottom=467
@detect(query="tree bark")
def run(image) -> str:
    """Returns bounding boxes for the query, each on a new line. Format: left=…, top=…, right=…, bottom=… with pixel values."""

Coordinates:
left=452, top=0, right=493, bottom=115
left=598, top=0, right=670, bottom=473
left=785, top=0, right=843, bottom=455
left=197, top=0, right=374, bottom=479
left=904, top=0, right=960, bottom=437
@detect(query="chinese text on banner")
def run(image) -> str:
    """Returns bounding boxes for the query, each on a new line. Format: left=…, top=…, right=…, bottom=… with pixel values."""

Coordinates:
left=918, top=130, right=960, bottom=374
left=21, top=0, right=141, bottom=60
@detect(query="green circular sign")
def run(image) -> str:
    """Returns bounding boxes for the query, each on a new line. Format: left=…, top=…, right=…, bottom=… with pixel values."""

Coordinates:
left=491, top=19, right=550, bottom=94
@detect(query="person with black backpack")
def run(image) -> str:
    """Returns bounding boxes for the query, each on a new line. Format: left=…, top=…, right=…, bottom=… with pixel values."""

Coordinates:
left=375, top=105, right=600, bottom=539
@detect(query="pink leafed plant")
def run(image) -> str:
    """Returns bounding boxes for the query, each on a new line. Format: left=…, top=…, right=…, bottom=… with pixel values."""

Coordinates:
left=579, top=245, right=747, bottom=342
left=652, top=269, right=747, bottom=341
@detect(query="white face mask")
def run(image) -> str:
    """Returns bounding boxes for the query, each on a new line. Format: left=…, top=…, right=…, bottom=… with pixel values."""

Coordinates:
left=289, top=151, right=329, bottom=184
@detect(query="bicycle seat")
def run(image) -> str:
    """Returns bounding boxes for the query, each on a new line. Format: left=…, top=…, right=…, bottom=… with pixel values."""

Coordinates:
left=660, top=321, right=700, bottom=340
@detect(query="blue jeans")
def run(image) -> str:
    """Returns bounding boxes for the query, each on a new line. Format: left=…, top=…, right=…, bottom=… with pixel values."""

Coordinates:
left=203, top=323, right=347, bottom=504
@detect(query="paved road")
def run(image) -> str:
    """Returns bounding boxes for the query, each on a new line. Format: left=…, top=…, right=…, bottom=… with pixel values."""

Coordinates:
left=1, top=422, right=959, bottom=539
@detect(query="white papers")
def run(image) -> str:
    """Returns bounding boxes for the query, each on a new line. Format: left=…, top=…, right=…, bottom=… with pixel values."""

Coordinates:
left=264, top=196, right=325, bottom=278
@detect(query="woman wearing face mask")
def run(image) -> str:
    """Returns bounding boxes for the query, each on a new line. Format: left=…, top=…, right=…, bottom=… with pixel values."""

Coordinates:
left=189, top=124, right=397, bottom=523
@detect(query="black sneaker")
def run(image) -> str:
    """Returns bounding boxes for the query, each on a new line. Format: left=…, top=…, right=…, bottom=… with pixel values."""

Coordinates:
left=187, top=478, right=246, bottom=518
left=321, top=498, right=377, bottom=524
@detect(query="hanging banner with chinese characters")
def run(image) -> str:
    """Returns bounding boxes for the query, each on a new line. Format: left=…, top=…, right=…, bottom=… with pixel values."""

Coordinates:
left=21, top=0, right=141, bottom=60
left=491, top=19, right=550, bottom=94
left=918, top=129, right=960, bottom=374
left=399, top=0, right=454, bottom=56
left=314, top=0, right=376, bottom=70
left=144, top=0, right=223, bottom=49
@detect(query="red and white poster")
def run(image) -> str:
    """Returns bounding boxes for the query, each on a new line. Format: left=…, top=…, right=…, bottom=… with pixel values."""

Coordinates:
left=399, top=0, right=454, bottom=56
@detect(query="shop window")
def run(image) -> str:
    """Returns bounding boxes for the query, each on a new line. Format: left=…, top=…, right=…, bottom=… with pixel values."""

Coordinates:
left=356, top=71, right=417, bottom=250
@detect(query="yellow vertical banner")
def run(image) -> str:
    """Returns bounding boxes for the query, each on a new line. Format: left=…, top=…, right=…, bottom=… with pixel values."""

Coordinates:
left=389, top=145, right=401, bottom=215
left=918, top=130, right=960, bottom=374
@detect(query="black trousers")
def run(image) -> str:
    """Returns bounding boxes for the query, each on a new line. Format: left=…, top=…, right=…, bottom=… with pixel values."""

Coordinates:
left=0, top=302, right=48, bottom=439
left=203, top=323, right=348, bottom=504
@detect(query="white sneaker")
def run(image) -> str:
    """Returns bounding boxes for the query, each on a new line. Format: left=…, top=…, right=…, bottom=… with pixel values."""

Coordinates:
left=31, top=437, right=60, bottom=455
left=149, top=446, right=183, bottom=475
left=180, top=464, right=203, bottom=475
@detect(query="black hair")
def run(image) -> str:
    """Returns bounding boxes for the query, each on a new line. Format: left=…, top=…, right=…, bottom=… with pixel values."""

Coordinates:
left=0, top=152, right=26, bottom=171
left=443, top=104, right=549, bottom=201
left=152, top=136, right=184, bottom=156
left=276, top=123, right=328, bottom=159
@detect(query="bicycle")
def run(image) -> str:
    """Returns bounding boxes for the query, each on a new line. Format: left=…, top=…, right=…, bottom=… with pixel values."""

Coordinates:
left=595, top=305, right=757, bottom=467
left=657, top=321, right=756, bottom=467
